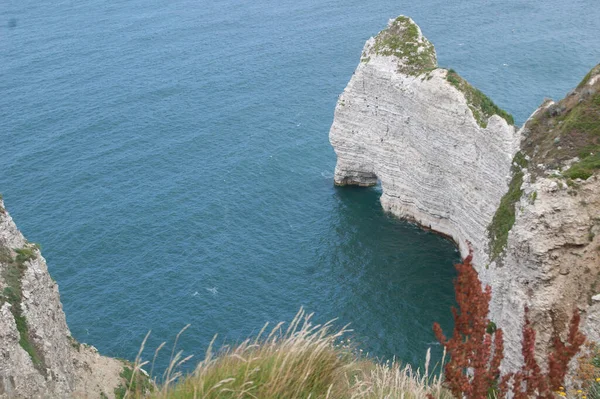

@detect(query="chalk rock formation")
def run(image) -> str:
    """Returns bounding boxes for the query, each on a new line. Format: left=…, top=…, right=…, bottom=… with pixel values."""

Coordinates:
left=0, top=199, right=124, bottom=398
left=330, top=15, right=600, bottom=371
left=330, top=16, right=519, bottom=267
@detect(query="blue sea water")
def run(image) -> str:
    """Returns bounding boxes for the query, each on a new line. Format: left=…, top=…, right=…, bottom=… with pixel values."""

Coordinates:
left=0, top=0, right=598, bottom=373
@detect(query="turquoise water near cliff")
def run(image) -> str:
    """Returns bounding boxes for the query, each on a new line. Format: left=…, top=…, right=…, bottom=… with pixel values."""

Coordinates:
left=1, top=0, right=598, bottom=372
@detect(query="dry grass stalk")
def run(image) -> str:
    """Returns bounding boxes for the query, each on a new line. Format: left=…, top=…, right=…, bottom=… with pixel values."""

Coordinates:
left=123, top=309, right=451, bottom=399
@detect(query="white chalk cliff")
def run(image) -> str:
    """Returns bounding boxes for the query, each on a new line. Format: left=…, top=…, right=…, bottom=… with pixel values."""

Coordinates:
left=330, top=17, right=519, bottom=267
left=0, top=198, right=125, bottom=398
left=330, top=16, right=600, bottom=371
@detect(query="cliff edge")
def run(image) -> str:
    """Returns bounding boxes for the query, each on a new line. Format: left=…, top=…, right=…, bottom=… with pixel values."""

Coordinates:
left=0, top=198, right=125, bottom=398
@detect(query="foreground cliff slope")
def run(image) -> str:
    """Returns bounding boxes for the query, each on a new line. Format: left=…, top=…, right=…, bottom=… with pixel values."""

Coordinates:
left=492, top=65, right=600, bottom=369
left=0, top=198, right=124, bottom=398
left=330, top=15, right=600, bottom=371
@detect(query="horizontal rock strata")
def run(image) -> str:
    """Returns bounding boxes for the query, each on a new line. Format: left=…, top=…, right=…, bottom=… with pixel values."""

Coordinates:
left=330, top=17, right=519, bottom=266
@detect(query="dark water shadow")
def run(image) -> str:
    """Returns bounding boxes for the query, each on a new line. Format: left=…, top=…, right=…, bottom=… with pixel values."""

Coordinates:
left=318, top=185, right=459, bottom=366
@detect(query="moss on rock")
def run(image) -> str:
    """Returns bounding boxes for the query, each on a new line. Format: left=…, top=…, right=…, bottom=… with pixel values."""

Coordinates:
left=488, top=152, right=527, bottom=260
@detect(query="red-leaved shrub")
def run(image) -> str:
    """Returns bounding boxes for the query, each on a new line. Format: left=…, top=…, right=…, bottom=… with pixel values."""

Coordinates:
left=433, top=251, right=586, bottom=398
left=432, top=251, right=504, bottom=398
left=501, top=309, right=586, bottom=398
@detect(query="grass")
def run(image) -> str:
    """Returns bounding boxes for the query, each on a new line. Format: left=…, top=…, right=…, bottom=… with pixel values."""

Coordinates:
left=560, top=93, right=600, bottom=136
left=120, top=309, right=451, bottom=399
left=15, top=246, right=38, bottom=263
left=574, top=344, right=600, bottom=399
left=520, top=64, right=600, bottom=179
left=446, top=69, right=514, bottom=128
left=115, top=365, right=154, bottom=399
left=560, top=93, right=600, bottom=179
left=577, top=64, right=600, bottom=89
left=488, top=153, right=527, bottom=260
left=0, top=243, right=45, bottom=370
left=372, top=16, right=437, bottom=76
left=578, top=71, right=594, bottom=89
left=564, top=153, right=600, bottom=180
left=67, top=335, right=81, bottom=351
left=529, top=191, right=537, bottom=204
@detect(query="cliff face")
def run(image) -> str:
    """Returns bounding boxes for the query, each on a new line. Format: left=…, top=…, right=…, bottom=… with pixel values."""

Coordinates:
left=492, top=175, right=600, bottom=370
left=491, top=68, right=600, bottom=370
left=0, top=199, right=124, bottom=398
left=330, top=16, right=600, bottom=371
left=330, top=17, right=520, bottom=269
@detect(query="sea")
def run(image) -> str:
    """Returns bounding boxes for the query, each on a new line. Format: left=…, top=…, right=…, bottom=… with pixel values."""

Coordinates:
left=1, top=0, right=598, bottom=373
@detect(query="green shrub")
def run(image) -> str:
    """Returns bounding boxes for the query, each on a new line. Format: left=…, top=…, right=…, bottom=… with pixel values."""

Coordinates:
left=446, top=69, right=514, bottom=128
left=529, top=191, right=537, bottom=204
left=15, top=247, right=37, bottom=264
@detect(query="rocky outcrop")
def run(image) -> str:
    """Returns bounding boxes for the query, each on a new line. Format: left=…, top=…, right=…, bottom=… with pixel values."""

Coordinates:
left=0, top=198, right=124, bottom=398
left=330, top=16, right=519, bottom=269
left=330, top=16, right=600, bottom=371
left=491, top=175, right=600, bottom=371
left=489, top=67, right=600, bottom=370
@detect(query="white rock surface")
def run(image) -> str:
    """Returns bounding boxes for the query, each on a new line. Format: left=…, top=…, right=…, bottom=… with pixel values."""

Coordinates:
left=492, top=175, right=600, bottom=371
left=0, top=199, right=124, bottom=398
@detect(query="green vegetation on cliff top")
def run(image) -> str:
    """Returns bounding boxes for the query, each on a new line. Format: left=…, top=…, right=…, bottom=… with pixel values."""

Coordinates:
left=372, top=16, right=437, bottom=76
left=562, top=91, right=600, bottom=179
left=370, top=17, right=514, bottom=130
left=370, top=17, right=513, bottom=128
left=446, top=69, right=515, bottom=128
left=522, top=63, right=600, bottom=180
left=487, top=64, right=600, bottom=260
left=577, top=64, right=600, bottom=89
